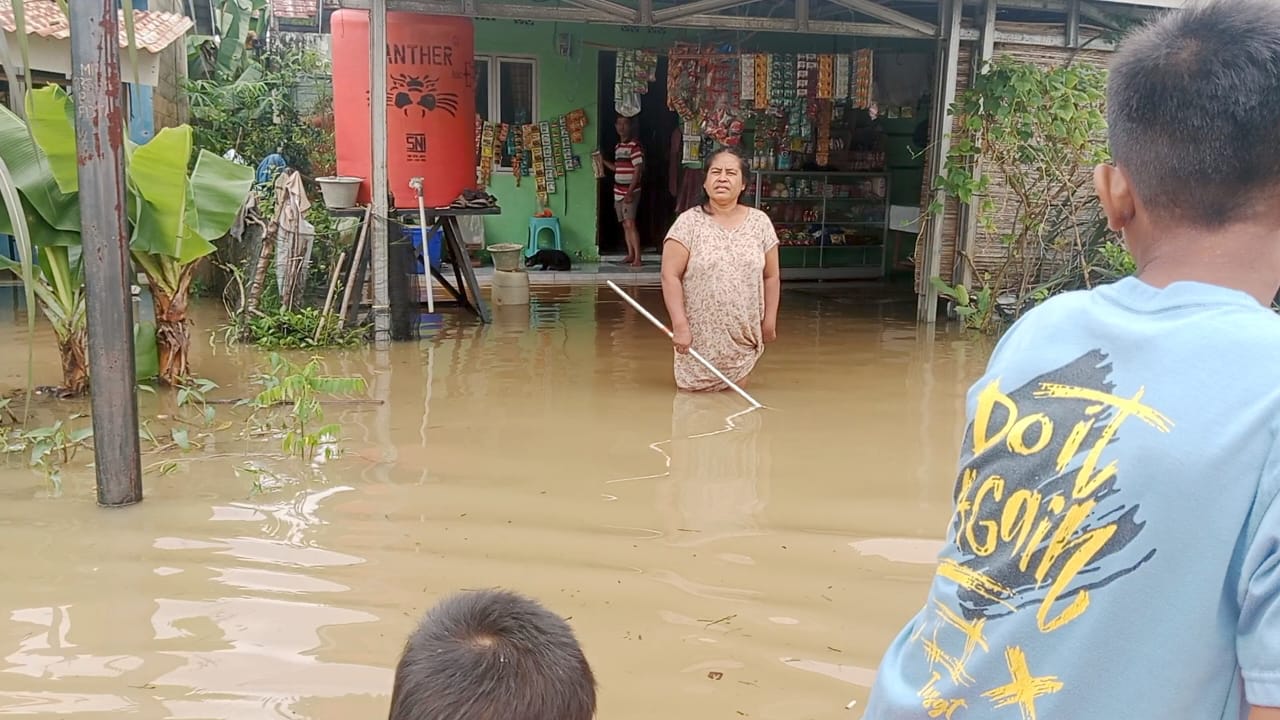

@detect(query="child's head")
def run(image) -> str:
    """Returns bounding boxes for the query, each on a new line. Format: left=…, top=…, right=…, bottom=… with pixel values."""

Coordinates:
left=1097, top=0, right=1280, bottom=250
left=389, top=589, right=596, bottom=720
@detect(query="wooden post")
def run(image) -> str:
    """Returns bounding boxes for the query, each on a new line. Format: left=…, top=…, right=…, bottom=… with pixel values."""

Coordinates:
left=370, top=0, right=391, bottom=346
left=917, top=0, right=963, bottom=325
left=956, top=0, right=998, bottom=294
left=70, top=0, right=143, bottom=506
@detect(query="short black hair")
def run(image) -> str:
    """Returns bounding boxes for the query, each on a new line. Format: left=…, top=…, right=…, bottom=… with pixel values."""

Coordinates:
left=389, top=589, right=596, bottom=720
left=1107, top=0, right=1280, bottom=227
left=699, top=146, right=752, bottom=215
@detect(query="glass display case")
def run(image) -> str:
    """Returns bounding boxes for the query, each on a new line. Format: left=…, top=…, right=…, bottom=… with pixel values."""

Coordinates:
left=748, top=171, right=890, bottom=280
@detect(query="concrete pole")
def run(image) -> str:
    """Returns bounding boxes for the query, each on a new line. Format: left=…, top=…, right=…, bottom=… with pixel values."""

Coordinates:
left=69, top=0, right=144, bottom=506
left=370, top=0, right=390, bottom=346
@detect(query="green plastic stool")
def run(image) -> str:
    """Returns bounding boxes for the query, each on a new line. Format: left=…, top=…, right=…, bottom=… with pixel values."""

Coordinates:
left=526, top=217, right=562, bottom=258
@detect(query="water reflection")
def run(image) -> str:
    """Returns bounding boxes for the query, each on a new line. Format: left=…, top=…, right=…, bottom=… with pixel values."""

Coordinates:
left=657, top=393, right=770, bottom=546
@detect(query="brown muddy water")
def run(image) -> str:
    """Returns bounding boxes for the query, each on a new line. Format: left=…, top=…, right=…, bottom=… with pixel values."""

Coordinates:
left=0, top=283, right=990, bottom=720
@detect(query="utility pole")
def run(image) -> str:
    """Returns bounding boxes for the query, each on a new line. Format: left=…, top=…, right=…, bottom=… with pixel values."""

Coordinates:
left=70, top=0, right=144, bottom=506
left=370, top=0, right=390, bottom=347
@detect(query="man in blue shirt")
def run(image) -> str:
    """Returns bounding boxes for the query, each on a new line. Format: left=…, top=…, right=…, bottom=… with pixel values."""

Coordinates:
left=864, top=1, right=1280, bottom=718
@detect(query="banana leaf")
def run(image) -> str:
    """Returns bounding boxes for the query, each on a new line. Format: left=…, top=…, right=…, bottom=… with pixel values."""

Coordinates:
left=127, top=125, right=193, bottom=259
left=24, top=86, right=78, bottom=195
left=0, top=104, right=80, bottom=239
left=188, top=149, right=255, bottom=242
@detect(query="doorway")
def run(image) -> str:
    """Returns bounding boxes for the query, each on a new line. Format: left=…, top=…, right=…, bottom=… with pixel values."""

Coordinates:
left=596, top=53, right=680, bottom=259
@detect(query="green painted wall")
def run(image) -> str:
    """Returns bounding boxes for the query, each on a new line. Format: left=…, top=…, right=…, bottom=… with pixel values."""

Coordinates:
left=473, top=20, right=932, bottom=261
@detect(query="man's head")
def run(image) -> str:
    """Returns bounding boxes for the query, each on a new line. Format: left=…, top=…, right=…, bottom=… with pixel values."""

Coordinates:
left=389, top=589, right=596, bottom=720
left=1098, top=0, right=1280, bottom=244
left=615, top=115, right=633, bottom=141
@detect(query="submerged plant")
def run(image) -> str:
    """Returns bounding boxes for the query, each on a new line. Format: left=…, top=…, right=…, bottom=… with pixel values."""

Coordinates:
left=245, top=353, right=367, bottom=459
left=3, top=416, right=94, bottom=487
left=0, top=90, right=89, bottom=394
left=13, top=85, right=256, bottom=385
left=239, top=307, right=368, bottom=350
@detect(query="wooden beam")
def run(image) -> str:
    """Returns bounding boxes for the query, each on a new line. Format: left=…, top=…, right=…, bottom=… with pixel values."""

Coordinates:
left=919, top=0, right=962, bottom=324
left=668, top=13, right=942, bottom=38
left=340, top=0, right=972, bottom=37
left=1067, top=0, right=1081, bottom=46
left=652, top=0, right=762, bottom=23
left=956, top=0, right=996, bottom=293
left=981, top=0, right=997, bottom=60
left=638, top=0, right=652, bottom=25
left=563, top=0, right=637, bottom=22
left=797, top=0, right=810, bottom=32
left=341, top=0, right=619, bottom=22
left=1093, top=0, right=1181, bottom=7
left=826, top=0, right=937, bottom=37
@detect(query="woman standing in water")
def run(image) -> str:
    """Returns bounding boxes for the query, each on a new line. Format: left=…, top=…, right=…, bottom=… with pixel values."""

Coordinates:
left=660, top=148, right=781, bottom=392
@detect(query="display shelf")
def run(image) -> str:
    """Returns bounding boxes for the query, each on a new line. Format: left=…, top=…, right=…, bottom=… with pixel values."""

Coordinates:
left=753, top=171, right=890, bottom=280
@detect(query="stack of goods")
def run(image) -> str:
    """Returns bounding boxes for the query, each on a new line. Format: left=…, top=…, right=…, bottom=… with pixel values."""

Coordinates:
left=615, top=49, right=658, bottom=117
left=662, top=47, right=883, bottom=172
left=666, top=42, right=702, bottom=121
left=566, top=109, right=589, bottom=143
left=474, top=109, right=592, bottom=205
left=478, top=122, right=499, bottom=188
left=854, top=49, right=874, bottom=109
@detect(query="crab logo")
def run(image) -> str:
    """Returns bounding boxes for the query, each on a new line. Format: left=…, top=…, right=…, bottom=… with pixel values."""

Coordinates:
left=387, top=74, right=460, bottom=118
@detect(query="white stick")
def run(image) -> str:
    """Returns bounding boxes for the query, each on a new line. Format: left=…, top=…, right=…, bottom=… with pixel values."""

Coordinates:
left=411, top=177, right=435, bottom=314
left=607, top=281, right=763, bottom=409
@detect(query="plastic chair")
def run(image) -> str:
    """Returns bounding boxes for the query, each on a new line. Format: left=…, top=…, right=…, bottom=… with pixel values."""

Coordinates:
left=525, top=217, right=562, bottom=257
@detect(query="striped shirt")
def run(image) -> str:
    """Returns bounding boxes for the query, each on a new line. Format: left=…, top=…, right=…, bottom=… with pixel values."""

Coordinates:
left=613, top=139, right=644, bottom=199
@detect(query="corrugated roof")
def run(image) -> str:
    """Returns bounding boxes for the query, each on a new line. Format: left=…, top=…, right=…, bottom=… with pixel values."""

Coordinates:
left=0, top=0, right=193, bottom=53
left=273, top=0, right=318, bottom=19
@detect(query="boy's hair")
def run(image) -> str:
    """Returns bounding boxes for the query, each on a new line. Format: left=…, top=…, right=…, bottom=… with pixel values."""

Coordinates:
left=388, top=589, right=596, bottom=720
left=1107, top=0, right=1280, bottom=227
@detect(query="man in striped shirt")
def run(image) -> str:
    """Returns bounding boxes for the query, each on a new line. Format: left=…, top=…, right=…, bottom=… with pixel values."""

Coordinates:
left=601, top=115, right=645, bottom=267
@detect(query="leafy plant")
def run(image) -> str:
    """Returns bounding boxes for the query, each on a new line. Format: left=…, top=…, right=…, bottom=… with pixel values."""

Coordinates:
left=930, top=277, right=994, bottom=332
left=932, top=57, right=1113, bottom=333
left=176, top=376, right=220, bottom=427
left=240, top=307, right=368, bottom=349
left=245, top=353, right=367, bottom=459
left=13, top=85, right=256, bottom=385
left=4, top=416, right=93, bottom=486
left=0, top=90, right=88, bottom=393
left=185, top=44, right=333, bottom=180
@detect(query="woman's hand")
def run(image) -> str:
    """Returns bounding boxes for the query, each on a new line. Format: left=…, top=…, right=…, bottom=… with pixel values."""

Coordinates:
left=762, top=321, right=777, bottom=344
left=672, top=324, right=693, bottom=354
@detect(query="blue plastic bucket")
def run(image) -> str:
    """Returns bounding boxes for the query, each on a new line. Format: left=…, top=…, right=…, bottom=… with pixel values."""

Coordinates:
left=403, top=226, right=444, bottom=274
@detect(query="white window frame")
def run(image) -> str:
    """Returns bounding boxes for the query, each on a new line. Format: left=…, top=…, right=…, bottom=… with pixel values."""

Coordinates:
left=475, top=54, right=539, bottom=172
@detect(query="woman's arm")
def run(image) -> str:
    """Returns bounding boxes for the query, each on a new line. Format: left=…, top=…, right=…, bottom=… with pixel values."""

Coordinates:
left=762, top=245, right=780, bottom=342
left=661, top=239, right=692, bottom=353
left=1251, top=707, right=1280, bottom=720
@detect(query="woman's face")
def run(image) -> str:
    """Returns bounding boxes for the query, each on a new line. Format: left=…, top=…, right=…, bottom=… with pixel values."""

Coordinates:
left=704, top=153, right=746, bottom=204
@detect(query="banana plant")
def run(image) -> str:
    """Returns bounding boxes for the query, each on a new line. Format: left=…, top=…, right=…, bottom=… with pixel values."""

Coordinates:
left=19, top=85, right=254, bottom=386
left=0, top=89, right=89, bottom=395
left=127, top=124, right=255, bottom=383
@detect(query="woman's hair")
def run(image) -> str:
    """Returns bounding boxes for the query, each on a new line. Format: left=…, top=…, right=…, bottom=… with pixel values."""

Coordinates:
left=699, top=146, right=751, bottom=215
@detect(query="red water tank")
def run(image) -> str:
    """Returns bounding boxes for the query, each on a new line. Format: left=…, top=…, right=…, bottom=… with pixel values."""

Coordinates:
left=331, top=10, right=476, bottom=209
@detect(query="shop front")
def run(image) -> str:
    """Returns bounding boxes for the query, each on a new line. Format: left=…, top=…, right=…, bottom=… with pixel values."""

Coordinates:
left=335, top=0, right=1177, bottom=331
left=469, top=19, right=935, bottom=281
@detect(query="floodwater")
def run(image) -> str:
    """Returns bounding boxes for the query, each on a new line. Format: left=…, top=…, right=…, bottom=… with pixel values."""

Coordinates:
left=0, top=283, right=991, bottom=720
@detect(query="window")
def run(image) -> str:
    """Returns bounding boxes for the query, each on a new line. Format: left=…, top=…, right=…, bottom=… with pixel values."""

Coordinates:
left=474, top=56, right=537, bottom=170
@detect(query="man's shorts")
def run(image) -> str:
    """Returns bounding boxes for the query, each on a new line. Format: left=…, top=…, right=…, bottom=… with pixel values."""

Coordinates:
left=614, top=196, right=639, bottom=222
